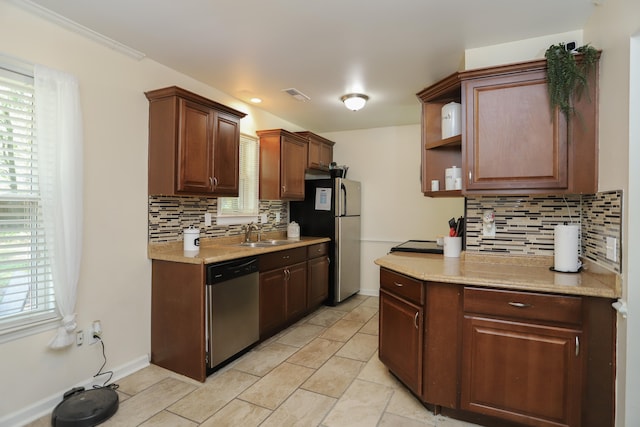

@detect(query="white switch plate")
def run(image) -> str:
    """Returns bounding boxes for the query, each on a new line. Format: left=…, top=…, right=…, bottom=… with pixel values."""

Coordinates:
left=204, top=212, right=212, bottom=227
left=260, top=213, right=268, bottom=223
left=606, top=237, right=617, bottom=262
left=275, top=212, right=281, bottom=223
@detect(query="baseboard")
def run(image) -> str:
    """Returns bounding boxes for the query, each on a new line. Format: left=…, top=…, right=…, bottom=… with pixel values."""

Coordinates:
left=358, top=289, right=379, bottom=297
left=0, top=354, right=149, bottom=427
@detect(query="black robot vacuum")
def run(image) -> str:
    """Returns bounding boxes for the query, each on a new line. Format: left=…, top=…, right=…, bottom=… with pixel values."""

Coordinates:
left=51, top=387, right=119, bottom=427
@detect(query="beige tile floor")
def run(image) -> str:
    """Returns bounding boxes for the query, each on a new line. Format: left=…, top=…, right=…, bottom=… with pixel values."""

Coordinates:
left=29, top=295, right=482, bottom=427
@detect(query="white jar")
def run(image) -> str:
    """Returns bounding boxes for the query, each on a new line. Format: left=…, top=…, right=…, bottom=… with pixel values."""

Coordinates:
left=445, top=166, right=461, bottom=190
left=287, top=221, right=300, bottom=240
left=441, top=102, right=461, bottom=139
left=183, top=227, right=200, bottom=253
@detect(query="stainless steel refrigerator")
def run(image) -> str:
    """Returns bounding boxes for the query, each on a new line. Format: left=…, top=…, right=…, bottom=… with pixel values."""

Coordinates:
left=290, top=178, right=361, bottom=305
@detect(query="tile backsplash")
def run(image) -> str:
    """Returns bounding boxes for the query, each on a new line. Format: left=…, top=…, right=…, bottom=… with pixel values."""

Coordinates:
left=465, top=191, right=622, bottom=273
left=148, top=196, right=288, bottom=243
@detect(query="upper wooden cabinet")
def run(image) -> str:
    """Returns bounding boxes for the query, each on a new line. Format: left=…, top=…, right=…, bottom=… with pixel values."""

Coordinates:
left=460, top=57, right=599, bottom=195
left=257, top=129, right=308, bottom=200
left=417, top=55, right=599, bottom=197
left=417, top=73, right=463, bottom=197
left=296, top=131, right=335, bottom=172
left=146, top=86, right=246, bottom=196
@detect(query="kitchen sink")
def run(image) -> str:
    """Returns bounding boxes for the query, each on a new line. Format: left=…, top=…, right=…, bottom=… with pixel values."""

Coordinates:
left=235, top=240, right=292, bottom=248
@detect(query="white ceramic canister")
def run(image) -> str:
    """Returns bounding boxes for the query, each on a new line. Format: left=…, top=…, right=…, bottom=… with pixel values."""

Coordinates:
left=441, top=102, right=462, bottom=139
left=445, top=166, right=462, bottom=190
left=287, top=221, right=300, bottom=240
left=183, top=226, right=200, bottom=253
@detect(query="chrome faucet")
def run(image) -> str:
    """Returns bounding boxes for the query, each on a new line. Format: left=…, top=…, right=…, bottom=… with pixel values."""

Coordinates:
left=244, top=222, right=260, bottom=242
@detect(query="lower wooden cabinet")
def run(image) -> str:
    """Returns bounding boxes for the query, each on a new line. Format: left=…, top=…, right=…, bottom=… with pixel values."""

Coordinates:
left=307, top=243, right=329, bottom=308
left=379, top=289, right=423, bottom=395
left=378, top=268, right=616, bottom=427
left=461, top=287, right=583, bottom=427
left=259, top=247, right=312, bottom=340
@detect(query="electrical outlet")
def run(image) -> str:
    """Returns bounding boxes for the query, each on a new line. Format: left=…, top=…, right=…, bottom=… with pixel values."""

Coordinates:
left=90, top=320, right=102, bottom=345
left=204, top=212, right=212, bottom=227
left=275, top=212, right=281, bottom=223
left=260, top=213, right=268, bottom=223
left=76, top=330, right=84, bottom=346
left=606, top=237, right=617, bottom=262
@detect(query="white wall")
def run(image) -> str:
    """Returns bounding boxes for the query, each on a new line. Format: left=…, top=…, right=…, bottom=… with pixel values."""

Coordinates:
left=0, top=2, right=301, bottom=424
left=583, top=1, right=640, bottom=425
left=323, top=125, right=464, bottom=296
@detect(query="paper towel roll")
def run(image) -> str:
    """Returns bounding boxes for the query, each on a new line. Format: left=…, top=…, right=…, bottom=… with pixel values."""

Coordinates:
left=554, top=224, right=580, bottom=272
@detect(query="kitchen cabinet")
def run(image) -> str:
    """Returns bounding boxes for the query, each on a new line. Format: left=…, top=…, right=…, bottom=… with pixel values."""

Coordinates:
left=416, top=55, right=599, bottom=197
left=461, top=287, right=583, bottom=427
left=296, top=131, right=335, bottom=172
left=460, top=56, right=598, bottom=194
left=259, top=247, right=308, bottom=339
left=377, top=267, right=616, bottom=427
left=151, top=261, right=206, bottom=382
left=257, top=129, right=308, bottom=200
left=307, top=242, right=329, bottom=308
left=416, top=72, right=463, bottom=198
left=379, top=269, right=424, bottom=395
left=146, top=86, right=246, bottom=196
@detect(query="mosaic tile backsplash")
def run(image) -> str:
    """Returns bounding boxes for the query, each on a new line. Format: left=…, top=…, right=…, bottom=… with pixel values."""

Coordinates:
left=465, top=190, right=622, bottom=273
left=148, top=196, right=288, bottom=243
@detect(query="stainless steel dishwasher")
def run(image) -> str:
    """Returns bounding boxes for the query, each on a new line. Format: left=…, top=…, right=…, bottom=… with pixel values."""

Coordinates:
left=205, top=256, right=259, bottom=371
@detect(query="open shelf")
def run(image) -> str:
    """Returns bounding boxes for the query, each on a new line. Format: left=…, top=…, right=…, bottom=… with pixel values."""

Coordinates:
left=425, top=134, right=462, bottom=150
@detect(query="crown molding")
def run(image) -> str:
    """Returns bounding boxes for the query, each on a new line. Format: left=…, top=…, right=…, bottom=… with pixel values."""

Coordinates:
left=10, top=0, right=146, bottom=61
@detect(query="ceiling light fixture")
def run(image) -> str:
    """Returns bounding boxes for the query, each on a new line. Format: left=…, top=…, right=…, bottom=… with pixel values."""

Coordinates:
left=341, top=93, right=369, bottom=111
left=250, top=97, right=262, bottom=104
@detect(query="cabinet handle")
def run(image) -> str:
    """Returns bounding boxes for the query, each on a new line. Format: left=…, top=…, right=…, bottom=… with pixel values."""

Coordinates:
left=209, top=177, right=213, bottom=189
left=468, top=171, right=472, bottom=183
left=393, top=282, right=404, bottom=287
left=282, top=185, right=286, bottom=193
left=508, top=302, right=532, bottom=308
left=575, top=336, right=580, bottom=356
left=414, top=312, right=419, bottom=329
left=284, top=269, right=290, bottom=280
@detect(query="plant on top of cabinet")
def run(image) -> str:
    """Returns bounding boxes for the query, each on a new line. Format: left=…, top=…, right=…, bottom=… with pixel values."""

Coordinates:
left=545, top=44, right=599, bottom=120
left=146, top=86, right=246, bottom=196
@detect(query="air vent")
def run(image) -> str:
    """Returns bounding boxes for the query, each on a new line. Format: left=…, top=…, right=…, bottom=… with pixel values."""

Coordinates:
left=282, top=88, right=311, bottom=102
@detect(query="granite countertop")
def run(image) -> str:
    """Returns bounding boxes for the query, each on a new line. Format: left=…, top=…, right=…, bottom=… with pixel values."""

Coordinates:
left=375, top=251, right=621, bottom=299
left=148, top=233, right=330, bottom=265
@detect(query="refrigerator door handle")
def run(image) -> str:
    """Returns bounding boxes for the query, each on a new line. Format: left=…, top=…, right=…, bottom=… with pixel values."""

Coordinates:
left=340, top=183, right=347, bottom=216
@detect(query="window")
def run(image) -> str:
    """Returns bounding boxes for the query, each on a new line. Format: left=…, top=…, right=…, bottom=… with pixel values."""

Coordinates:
left=0, top=63, right=56, bottom=338
left=217, top=134, right=259, bottom=224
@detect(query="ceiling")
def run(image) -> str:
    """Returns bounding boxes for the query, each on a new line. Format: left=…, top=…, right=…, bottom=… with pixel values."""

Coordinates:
left=15, top=0, right=597, bottom=133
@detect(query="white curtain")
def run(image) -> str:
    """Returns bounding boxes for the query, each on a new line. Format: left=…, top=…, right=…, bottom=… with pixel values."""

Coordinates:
left=34, top=65, right=84, bottom=349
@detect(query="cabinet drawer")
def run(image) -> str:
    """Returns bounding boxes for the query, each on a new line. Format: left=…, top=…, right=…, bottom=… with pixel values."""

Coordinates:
left=260, top=247, right=307, bottom=271
left=380, top=268, right=424, bottom=305
left=307, top=242, right=328, bottom=258
left=463, top=287, right=582, bottom=325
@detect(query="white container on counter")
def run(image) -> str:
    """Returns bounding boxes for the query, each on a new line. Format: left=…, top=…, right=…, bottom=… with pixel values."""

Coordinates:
left=441, top=102, right=461, bottom=139
left=287, top=221, right=300, bottom=240
left=445, top=166, right=461, bottom=190
left=183, top=226, right=200, bottom=254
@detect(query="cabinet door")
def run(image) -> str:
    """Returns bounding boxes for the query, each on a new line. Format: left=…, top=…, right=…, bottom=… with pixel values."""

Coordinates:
left=464, top=69, right=568, bottom=192
left=285, top=261, right=307, bottom=320
left=379, top=290, right=423, bottom=395
left=280, top=135, right=306, bottom=199
left=307, top=137, right=322, bottom=169
left=211, top=112, right=240, bottom=196
left=259, top=269, right=286, bottom=339
left=461, top=316, right=582, bottom=427
left=319, top=142, right=333, bottom=169
left=177, top=99, right=215, bottom=193
left=307, top=255, right=329, bottom=308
